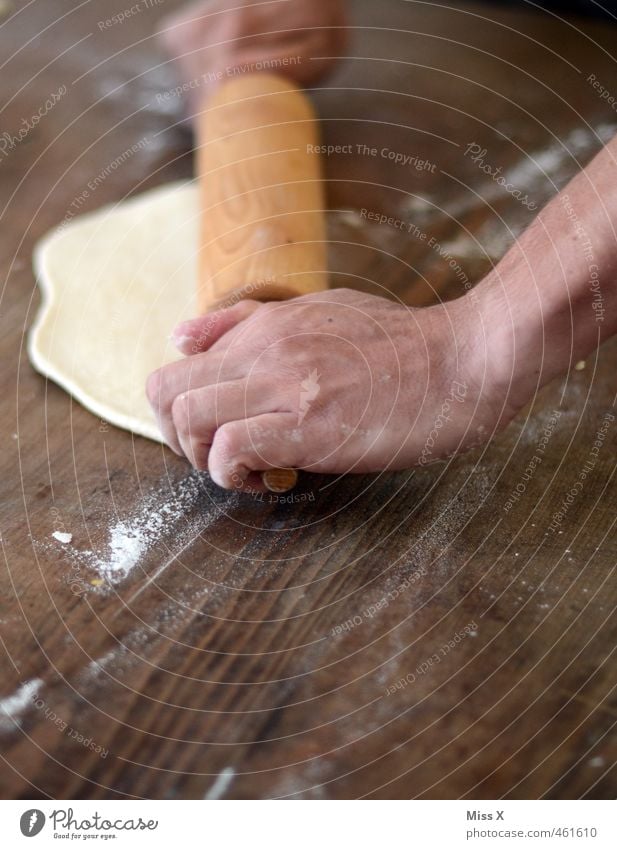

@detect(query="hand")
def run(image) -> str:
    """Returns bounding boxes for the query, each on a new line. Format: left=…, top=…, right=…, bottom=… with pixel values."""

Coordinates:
left=157, top=0, right=347, bottom=111
left=146, top=289, right=521, bottom=491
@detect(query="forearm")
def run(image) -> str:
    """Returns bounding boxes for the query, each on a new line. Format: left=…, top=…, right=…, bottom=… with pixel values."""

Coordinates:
left=478, top=134, right=617, bottom=408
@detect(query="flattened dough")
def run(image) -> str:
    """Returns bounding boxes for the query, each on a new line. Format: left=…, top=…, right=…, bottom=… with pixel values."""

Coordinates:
left=29, top=181, right=198, bottom=442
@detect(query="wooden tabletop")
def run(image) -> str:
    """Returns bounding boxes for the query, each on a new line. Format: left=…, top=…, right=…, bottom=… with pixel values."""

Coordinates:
left=1, top=0, right=616, bottom=799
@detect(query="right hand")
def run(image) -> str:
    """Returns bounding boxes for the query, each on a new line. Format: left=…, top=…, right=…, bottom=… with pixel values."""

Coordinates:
left=146, top=288, right=521, bottom=491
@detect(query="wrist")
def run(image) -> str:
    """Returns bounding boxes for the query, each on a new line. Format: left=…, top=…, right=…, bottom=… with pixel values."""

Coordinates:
left=462, top=277, right=535, bottom=421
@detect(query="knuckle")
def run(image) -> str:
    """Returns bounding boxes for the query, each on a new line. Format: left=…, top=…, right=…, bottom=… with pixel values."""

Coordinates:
left=171, top=393, right=189, bottom=436
left=214, top=422, right=241, bottom=460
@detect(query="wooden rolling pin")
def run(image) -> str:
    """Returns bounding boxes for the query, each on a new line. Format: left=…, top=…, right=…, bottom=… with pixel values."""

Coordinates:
left=196, top=73, right=328, bottom=493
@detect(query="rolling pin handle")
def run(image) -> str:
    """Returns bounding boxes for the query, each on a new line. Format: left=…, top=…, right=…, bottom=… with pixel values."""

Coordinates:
left=261, top=468, right=299, bottom=493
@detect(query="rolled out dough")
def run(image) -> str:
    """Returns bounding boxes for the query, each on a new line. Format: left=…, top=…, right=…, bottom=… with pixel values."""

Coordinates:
left=29, top=181, right=199, bottom=442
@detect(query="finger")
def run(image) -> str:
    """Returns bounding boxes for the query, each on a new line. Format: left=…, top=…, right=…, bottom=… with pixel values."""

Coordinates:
left=209, top=413, right=307, bottom=491
left=146, top=350, right=247, bottom=454
left=170, top=379, right=286, bottom=470
left=172, top=299, right=261, bottom=356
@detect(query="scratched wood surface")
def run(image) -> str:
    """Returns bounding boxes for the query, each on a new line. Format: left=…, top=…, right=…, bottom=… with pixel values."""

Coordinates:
left=1, top=0, right=616, bottom=799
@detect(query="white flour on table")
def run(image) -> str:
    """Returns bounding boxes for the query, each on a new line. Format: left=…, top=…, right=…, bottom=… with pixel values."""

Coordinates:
left=39, top=473, right=240, bottom=586
left=0, top=678, right=42, bottom=732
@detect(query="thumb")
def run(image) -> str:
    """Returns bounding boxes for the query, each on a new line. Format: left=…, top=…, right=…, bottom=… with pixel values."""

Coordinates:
left=172, top=299, right=261, bottom=356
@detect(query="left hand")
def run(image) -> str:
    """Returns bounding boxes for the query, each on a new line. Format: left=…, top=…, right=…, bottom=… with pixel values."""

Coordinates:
left=157, top=0, right=347, bottom=112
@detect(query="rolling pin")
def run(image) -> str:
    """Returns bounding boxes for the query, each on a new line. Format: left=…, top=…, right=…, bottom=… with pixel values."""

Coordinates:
left=196, top=73, right=328, bottom=493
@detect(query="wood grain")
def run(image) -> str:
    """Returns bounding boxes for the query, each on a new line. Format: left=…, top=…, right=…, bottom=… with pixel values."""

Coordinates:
left=0, top=0, right=616, bottom=799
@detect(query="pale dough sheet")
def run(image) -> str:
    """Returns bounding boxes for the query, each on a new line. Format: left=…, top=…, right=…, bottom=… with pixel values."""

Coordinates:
left=29, top=181, right=199, bottom=442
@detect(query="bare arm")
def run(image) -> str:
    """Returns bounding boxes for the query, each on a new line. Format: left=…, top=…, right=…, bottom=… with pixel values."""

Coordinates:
left=147, top=2, right=617, bottom=490
left=146, top=138, right=617, bottom=491
left=480, top=134, right=617, bottom=413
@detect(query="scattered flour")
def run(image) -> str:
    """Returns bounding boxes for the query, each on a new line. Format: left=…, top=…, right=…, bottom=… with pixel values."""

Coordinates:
left=204, top=767, right=236, bottom=800
left=327, top=209, right=374, bottom=243
left=105, top=522, right=146, bottom=579
left=92, top=475, right=239, bottom=582
left=0, top=678, right=42, bottom=732
left=40, top=473, right=240, bottom=586
left=52, top=531, right=72, bottom=544
left=400, top=121, right=617, bottom=229
left=270, top=758, right=330, bottom=799
left=330, top=209, right=366, bottom=230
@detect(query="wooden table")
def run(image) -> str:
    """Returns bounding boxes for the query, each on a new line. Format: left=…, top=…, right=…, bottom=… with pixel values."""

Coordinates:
left=1, top=0, right=616, bottom=799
